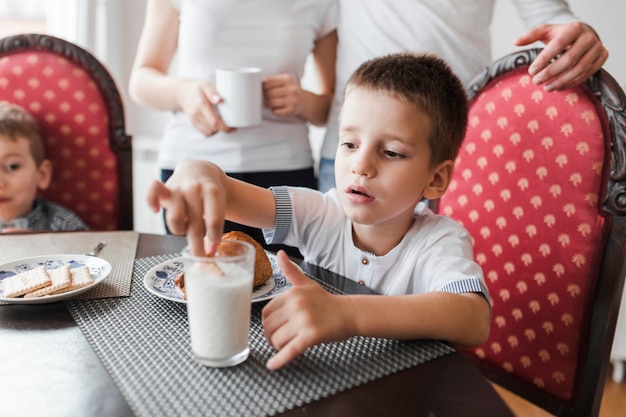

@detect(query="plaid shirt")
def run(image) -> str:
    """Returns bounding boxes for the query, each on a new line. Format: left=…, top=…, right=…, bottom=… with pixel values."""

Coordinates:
left=23, top=199, right=88, bottom=232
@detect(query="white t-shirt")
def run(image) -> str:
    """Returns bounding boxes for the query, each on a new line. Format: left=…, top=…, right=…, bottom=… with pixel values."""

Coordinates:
left=264, top=187, right=490, bottom=302
left=160, top=0, right=337, bottom=172
left=320, top=0, right=578, bottom=160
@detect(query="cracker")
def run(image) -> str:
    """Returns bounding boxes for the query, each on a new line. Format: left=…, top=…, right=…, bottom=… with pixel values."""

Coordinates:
left=2, top=266, right=52, bottom=298
left=197, top=261, right=223, bottom=277
left=24, top=265, right=71, bottom=298
left=51, top=265, right=95, bottom=294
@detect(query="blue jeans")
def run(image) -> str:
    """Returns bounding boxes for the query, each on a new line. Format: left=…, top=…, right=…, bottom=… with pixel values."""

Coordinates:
left=318, top=157, right=336, bottom=192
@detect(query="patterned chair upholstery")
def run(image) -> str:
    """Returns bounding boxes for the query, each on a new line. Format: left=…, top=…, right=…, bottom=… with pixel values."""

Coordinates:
left=0, top=33, right=132, bottom=230
left=436, top=49, right=626, bottom=417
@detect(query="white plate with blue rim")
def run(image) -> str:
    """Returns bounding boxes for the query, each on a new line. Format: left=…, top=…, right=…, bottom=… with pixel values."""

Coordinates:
left=0, top=254, right=112, bottom=304
left=143, top=252, right=293, bottom=304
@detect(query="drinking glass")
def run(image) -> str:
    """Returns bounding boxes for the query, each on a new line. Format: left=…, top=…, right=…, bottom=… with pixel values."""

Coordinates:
left=182, top=240, right=255, bottom=367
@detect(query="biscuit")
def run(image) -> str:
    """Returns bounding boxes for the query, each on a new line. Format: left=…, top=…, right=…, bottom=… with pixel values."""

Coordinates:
left=24, top=265, right=71, bottom=298
left=51, top=266, right=94, bottom=294
left=197, top=261, right=224, bottom=277
left=2, top=266, right=52, bottom=298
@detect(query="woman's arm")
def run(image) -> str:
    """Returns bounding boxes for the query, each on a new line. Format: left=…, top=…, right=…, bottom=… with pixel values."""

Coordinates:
left=298, top=29, right=338, bottom=126
left=263, top=30, right=337, bottom=126
left=129, top=0, right=232, bottom=135
left=128, top=0, right=181, bottom=110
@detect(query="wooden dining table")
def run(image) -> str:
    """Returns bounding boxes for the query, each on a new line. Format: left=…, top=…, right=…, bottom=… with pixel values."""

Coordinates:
left=0, top=233, right=514, bottom=417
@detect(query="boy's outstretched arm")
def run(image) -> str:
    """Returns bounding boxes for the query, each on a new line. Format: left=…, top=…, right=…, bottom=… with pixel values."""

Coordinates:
left=262, top=251, right=491, bottom=370
left=146, top=160, right=277, bottom=255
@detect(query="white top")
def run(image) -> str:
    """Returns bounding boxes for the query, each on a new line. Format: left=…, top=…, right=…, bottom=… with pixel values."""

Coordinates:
left=320, top=0, right=578, bottom=160
left=160, top=0, right=337, bottom=172
left=264, top=187, right=490, bottom=302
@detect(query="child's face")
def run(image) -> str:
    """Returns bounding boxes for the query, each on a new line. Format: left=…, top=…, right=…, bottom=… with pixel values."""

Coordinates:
left=335, top=88, right=449, bottom=230
left=0, top=135, right=51, bottom=220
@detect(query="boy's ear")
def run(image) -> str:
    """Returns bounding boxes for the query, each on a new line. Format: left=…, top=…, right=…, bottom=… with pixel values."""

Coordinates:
left=422, top=160, right=454, bottom=200
left=36, top=159, right=53, bottom=191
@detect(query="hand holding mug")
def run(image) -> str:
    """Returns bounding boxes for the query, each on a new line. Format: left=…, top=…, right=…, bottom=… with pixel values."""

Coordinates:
left=263, top=73, right=304, bottom=117
left=178, top=79, right=235, bottom=136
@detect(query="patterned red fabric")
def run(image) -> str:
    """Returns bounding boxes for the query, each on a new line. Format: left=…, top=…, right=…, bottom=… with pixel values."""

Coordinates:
left=0, top=51, right=120, bottom=230
left=439, top=67, right=609, bottom=401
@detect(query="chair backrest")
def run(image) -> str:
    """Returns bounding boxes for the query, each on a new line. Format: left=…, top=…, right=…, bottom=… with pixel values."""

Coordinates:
left=436, top=49, right=626, bottom=417
left=0, top=33, right=132, bottom=230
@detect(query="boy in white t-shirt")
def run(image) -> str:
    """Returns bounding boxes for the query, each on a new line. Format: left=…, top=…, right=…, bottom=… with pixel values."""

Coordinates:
left=148, top=52, right=491, bottom=370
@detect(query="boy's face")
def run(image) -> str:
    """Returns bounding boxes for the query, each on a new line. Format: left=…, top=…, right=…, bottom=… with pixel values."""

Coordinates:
left=335, top=88, right=450, bottom=230
left=0, top=135, right=51, bottom=220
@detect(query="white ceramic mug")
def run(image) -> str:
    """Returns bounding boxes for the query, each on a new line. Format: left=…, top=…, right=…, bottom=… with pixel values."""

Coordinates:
left=215, top=67, right=262, bottom=127
left=182, top=240, right=255, bottom=367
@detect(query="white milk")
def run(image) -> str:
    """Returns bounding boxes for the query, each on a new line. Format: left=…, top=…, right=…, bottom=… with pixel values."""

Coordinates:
left=185, top=261, right=253, bottom=367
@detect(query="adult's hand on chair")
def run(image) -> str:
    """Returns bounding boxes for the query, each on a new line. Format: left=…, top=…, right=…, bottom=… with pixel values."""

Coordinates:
left=146, top=160, right=228, bottom=256
left=515, top=22, right=608, bottom=92
left=178, top=79, right=236, bottom=136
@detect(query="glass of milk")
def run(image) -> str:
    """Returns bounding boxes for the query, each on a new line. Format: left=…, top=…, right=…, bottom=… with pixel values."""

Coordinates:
left=182, top=240, right=255, bottom=367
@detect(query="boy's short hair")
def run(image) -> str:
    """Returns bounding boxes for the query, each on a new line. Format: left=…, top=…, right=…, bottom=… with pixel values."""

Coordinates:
left=344, top=52, right=468, bottom=166
left=0, top=101, right=46, bottom=165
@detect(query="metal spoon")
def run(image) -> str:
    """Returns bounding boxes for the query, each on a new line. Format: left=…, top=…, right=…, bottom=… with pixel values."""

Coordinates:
left=85, top=241, right=107, bottom=257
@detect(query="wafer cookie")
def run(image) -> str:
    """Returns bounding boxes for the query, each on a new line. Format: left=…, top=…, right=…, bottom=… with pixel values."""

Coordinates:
left=24, top=265, right=71, bottom=298
left=51, top=266, right=94, bottom=294
left=198, top=261, right=224, bottom=277
left=2, top=266, right=52, bottom=298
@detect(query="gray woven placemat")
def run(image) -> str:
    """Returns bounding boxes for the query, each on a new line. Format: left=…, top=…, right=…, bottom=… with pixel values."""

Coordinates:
left=67, top=255, right=454, bottom=417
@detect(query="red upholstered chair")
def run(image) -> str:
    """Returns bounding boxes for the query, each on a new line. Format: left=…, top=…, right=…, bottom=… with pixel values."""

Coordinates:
left=0, top=33, right=132, bottom=230
left=435, top=49, right=626, bottom=416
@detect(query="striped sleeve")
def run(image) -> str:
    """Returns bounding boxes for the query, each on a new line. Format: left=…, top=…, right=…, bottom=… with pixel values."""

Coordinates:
left=262, top=186, right=293, bottom=245
left=440, top=278, right=492, bottom=316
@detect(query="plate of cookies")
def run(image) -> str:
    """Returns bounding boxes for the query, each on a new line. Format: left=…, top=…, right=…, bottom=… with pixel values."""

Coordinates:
left=0, top=254, right=112, bottom=304
left=143, top=251, right=293, bottom=304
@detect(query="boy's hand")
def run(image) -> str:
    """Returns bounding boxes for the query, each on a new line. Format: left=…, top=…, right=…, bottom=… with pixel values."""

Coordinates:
left=146, top=160, right=227, bottom=255
left=514, top=22, right=608, bottom=92
left=261, top=251, right=358, bottom=370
